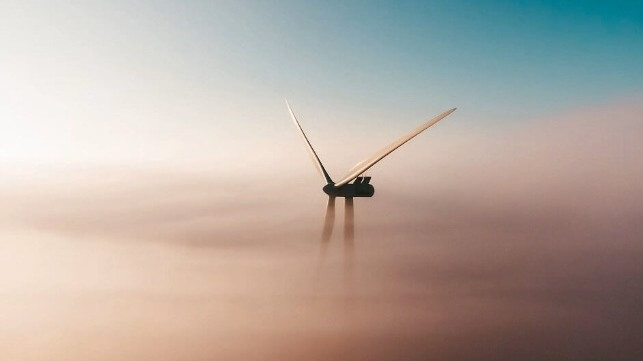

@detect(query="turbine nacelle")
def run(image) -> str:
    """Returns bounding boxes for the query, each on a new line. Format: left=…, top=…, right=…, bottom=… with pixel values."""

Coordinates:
left=323, top=182, right=374, bottom=198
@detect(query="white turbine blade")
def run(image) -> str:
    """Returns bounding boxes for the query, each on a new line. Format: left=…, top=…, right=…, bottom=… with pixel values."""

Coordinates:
left=286, top=99, right=333, bottom=184
left=334, top=107, right=456, bottom=187
left=347, top=159, right=368, bottom=174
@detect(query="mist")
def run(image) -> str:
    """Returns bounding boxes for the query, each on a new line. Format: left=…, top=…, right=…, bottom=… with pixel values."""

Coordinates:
left=1, top=99, right=642, bottom=360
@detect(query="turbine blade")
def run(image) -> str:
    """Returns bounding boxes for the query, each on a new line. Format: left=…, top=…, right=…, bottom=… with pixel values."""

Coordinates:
left=321, top=196, right=335, bottom=242
left=334, top=107, right=456, bottom=187
left=286, top=99, right=334, bottom=184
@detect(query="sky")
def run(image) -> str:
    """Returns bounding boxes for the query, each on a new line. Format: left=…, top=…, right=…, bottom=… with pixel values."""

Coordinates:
left=1, top=1, right=642, bottom=360
left=1, top=0, right=641, bottom=168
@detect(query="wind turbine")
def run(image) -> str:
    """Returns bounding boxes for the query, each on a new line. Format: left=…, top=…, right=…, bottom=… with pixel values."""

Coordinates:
left=286, top=99, right=456, bottom=245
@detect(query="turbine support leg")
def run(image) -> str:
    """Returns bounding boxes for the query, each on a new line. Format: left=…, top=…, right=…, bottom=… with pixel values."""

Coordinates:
left=344, top=197, right=355, bottom=301
left=321, top=196, right=336, bottom=243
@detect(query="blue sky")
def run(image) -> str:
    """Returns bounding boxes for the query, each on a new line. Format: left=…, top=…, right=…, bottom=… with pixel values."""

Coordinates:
left=1, top=0, right=641, bottom=166
left=154, top=0, right=642, bottom=120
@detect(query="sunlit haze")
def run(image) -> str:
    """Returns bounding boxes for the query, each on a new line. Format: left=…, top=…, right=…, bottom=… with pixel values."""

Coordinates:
left=1, top=1, right=642, bottom=360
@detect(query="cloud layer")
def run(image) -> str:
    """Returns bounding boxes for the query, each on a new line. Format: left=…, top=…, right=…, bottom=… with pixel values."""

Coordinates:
left=1, top=99, right=642, bottom=360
